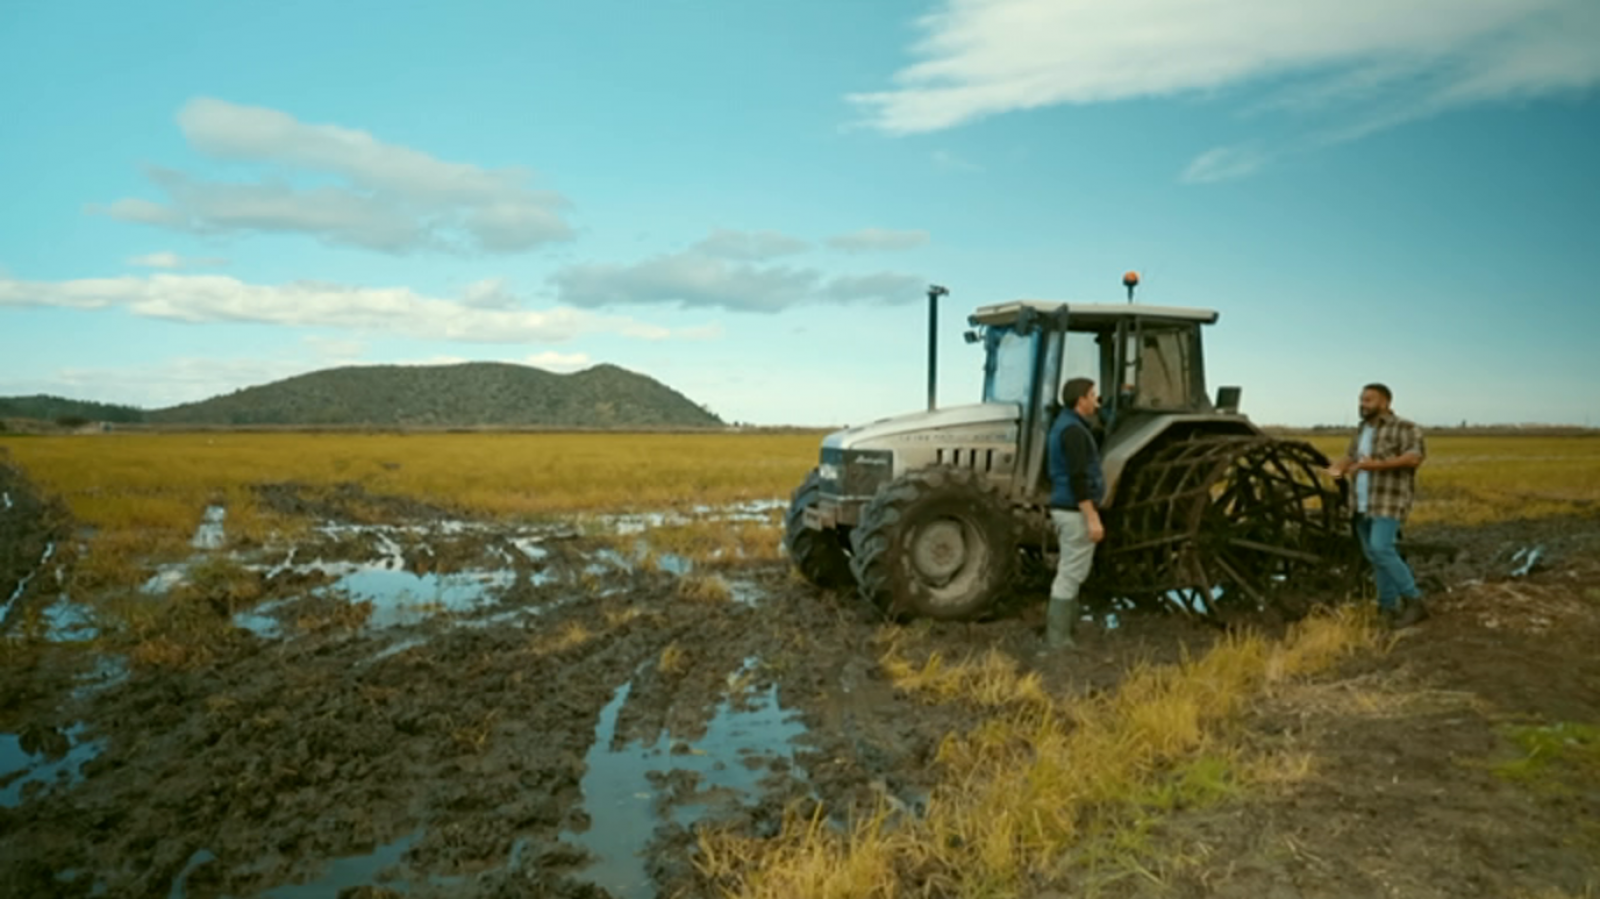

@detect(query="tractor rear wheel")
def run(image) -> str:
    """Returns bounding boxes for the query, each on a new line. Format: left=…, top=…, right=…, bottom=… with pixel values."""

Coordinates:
left=1099, top=435, right=1360, bottom=625
left=849, top=466, right=1018, bottom=620
left=783, top=468, right=855, bottom=591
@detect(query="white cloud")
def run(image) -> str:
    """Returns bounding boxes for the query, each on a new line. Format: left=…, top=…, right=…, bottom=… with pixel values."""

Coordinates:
left=555, top=253, right=815, bottom=313
left=40, top=356, right=322, bottom=409
left=852, top=0, right=1600, bottom=152
left=108, top=199, right=186, bottom=228
left=0, top=272, right=705, bottom=344
left=523, top=351, right=592, bottom=371
left=1180, top=146, right=1270, bottom=184
left=100, top=98, right=574, bottom=254
left=128, top=251, right=229, bottom=270
left=824, top=272, right=929, bottom=302
left=107, top=166, right=432, bottom=253
left=458, top=278, right=522, bottom=310
left=691, top=228, right=811, bottom=261
left=825, top=228, right=931, bottom=253
left=553, top=247, right=923, bottom=313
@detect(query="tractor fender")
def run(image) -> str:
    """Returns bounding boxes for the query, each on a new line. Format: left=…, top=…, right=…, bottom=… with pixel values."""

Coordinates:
left=1100, top=413, right=1261, bottom=508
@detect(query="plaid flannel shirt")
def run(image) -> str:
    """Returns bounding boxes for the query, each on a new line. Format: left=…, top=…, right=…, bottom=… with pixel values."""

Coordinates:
left=1345, top=412, right=1426, bottom=521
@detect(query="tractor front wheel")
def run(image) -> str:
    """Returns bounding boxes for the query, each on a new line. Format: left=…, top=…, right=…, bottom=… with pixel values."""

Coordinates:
left=849, top=467, right=1018, bottom=620
left=783, top=468, right=855, bottom=591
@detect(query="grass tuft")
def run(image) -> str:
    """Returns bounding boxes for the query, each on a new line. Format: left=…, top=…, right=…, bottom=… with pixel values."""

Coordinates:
left=698, top=607, right=1376, bottom=897
left=659, top=640, right=689, bottom=675
left=677, top=573, right=733, bottom=603
left=1492, top=721, right=1600, bottom=795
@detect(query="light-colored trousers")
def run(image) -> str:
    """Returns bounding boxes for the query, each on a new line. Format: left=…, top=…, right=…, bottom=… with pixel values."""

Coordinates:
left=1050, top=509, right=1097, bottom=602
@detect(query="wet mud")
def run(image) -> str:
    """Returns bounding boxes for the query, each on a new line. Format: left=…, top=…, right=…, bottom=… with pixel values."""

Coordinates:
left=1, top=472, right=1597, bottom=897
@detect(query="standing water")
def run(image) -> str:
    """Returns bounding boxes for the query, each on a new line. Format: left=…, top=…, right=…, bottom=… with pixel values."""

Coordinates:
left=564, top=661, right=807, bottom=898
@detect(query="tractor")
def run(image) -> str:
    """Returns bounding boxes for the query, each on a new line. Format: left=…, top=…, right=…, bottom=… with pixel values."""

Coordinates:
left=783, top=275, right=1357, bottom=625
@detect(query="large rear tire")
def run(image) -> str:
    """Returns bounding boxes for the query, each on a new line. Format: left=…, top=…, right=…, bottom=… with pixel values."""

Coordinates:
left=783, top=469, right=855, bottom=591
left=1099, top=435, right=1360, bottom=624
left=849, top=467, right=1018, bottom=621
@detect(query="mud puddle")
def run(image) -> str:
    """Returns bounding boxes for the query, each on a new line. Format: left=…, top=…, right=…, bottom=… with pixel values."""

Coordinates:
left=603, top=500, right=785, bottom=537
left=0, top=723, right=103, bottom=809
left=1, top=540, right=54, bottom=620
left=566, top=659, right=807, bottom=898
left=0, top=492, right=810, bottom=897
left=192, top=505, right=227, bottom=550
left=171, top=831, right=425, bottom=899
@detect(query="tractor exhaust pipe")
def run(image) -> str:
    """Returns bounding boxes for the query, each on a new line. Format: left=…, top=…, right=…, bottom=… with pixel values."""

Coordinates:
left=927, top=284, right=948, bottom=410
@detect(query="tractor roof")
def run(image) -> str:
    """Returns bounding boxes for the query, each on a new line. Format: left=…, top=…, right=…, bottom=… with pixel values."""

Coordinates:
left=969, top=300, right=1219, bottom=327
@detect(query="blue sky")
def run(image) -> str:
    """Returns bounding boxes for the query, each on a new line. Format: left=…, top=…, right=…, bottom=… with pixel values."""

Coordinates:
left=2, top=0, right=1596, bottom=427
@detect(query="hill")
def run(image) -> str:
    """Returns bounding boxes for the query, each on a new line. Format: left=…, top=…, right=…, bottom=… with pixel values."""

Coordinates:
left=0, top=395, right=145, bottom=424
left=136, top=362, right=722, bottom=428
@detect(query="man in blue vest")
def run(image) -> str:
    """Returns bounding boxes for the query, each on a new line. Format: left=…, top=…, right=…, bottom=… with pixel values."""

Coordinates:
left=1044, top=377, right=1106, bottom=650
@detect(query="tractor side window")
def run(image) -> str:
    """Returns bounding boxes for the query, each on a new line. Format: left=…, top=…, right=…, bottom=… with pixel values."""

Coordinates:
left=983, top=328, right=1036, bottom=405
left=1135, top=326, right=1194, bottom=410
left=1059, top=330, right=1102, bottom=400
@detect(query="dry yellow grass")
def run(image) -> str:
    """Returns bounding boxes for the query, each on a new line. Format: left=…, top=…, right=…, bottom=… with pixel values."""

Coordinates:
left=5, top=431, right=1595, bottom=592
left=698, top=608, right=1379, bottom=898
left=677, top=573, right=734, bottom=603
left=1304, top=434, right=1600, bottom=525
left=658, top=640, right=689, bottom=675
left=0, top=430, right=817, bottom=520
left=637, top=517, right=787, bottom=567
left=0, top=431, right=821, bottom=588
left=530, top=620, right=594, bottom=655
left=880, top=643, right=1052, bottom=714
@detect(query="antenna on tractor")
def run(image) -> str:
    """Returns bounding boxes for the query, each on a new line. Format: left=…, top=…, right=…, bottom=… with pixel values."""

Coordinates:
left=1122, top=270, right=1140, bottom=304
left=927, top=284, right=948, bottom=411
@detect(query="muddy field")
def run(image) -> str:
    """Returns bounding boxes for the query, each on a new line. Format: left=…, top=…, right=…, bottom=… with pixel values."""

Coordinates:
left=1, top=466, right=1597, bottom=898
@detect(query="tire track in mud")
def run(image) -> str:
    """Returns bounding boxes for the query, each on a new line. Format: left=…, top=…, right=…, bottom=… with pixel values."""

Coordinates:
left=0, top=456, right=72, bottom=633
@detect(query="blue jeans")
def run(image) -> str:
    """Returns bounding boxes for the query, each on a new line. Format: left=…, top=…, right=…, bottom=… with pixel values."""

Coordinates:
left=1354, top=515, right=1420, bottom=611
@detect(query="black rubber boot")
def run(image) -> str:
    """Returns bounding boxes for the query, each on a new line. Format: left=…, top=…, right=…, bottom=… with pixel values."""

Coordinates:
left=1394, top=596, right=1430, bottom=629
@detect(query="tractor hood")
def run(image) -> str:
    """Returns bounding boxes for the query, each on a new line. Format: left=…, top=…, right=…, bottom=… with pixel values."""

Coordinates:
left=812, top=402, right=1022, bottom=517
left=822, top=403, right=1021, bottom=454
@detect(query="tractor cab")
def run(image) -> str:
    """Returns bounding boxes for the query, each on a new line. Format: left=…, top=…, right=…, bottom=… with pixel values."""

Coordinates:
left=967, top=299, right=1245, bottom=506
left=972, top=301, right=1220, bottom=421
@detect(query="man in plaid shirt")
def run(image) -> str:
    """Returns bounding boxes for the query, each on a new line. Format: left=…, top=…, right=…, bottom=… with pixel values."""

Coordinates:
left=1326, top=383, right=1429, bottom=628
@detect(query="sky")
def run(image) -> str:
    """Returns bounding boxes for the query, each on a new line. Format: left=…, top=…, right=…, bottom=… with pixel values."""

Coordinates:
left=2, top=0, right=1597, bottom=428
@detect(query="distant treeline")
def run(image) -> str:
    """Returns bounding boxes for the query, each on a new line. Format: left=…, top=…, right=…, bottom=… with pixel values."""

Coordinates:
left=0, top=395, right=146, bottom=424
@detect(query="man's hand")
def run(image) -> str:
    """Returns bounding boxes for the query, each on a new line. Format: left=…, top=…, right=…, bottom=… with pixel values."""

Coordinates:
left=1328, top=457, right=1370, bottom=477
left=1079, top=501, right=1106, bottom=543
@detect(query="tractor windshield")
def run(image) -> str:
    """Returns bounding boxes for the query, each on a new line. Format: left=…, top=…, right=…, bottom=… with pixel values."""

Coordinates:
left=982, top=326, right=1036, bottom=405
left=1129, top=323, right=1202, bottom=411
left=1055, top=318, right=1206, bottom=421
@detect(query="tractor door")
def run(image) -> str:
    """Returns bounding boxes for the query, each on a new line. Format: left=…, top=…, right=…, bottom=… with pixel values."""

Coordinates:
left=981, top=324, right=1045, bottom=501
left=1022, top=324, right=1112, bottom=503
